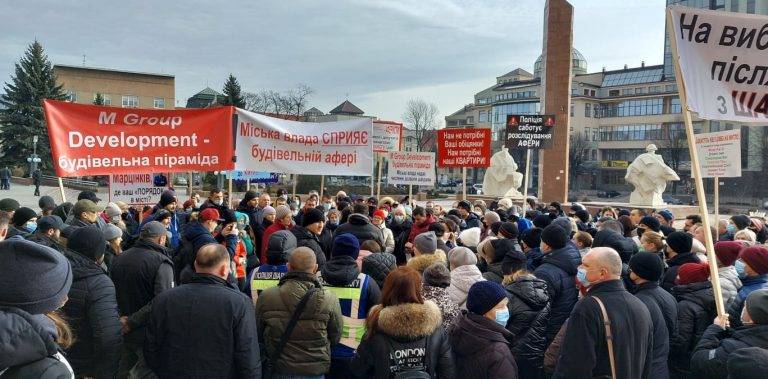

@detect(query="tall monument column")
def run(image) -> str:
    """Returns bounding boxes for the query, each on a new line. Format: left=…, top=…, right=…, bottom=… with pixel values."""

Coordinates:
left=538, top=0, right=573, bottom=203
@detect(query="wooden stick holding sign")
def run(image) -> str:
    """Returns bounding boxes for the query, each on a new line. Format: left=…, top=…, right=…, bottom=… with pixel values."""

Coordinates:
left=462, top=167, right=467, bottom=201
left=376, top=155, right=383, bottom=201
left=320, top=175, right=325, bottom=199
left=713, top=176, right=719, bottom=230
left=523, top=149, right=532, bottom=211
left=667, top=9, right=725, bottom=317
left=57, top=177, right=66, bottom=203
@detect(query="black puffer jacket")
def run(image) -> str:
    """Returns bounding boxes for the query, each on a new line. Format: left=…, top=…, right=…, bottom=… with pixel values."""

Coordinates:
left=505, top=275, right=550, bottom=376
left=661, top=252, right=700, bottom=293
left=387, top=218, right=413, bottom=265
left=291, top=226, right=327, bottom=269
left=333, top=214, right=385, bottom=250
left=670, top=281, right=717, bottom=377
left=691, top=323, right=768, bottom=378
left=592, top=229, right=637, bottom=263
left=0, top=307, right=73, bottom=378
left=351, top=301, right=455, bottom=379
left=450, top=312, right=518, bottom=379
left=533, top=245, right=579, bottom=343
left=61, top=250, right=122, bottom=378
left=361, top=253, right=397, bottom=289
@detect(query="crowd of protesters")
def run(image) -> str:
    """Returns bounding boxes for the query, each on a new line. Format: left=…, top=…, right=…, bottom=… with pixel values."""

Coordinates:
left=1, top=188, right=768, bottom=378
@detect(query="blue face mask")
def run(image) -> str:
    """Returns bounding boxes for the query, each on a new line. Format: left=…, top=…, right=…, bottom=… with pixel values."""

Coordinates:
left=577, top=267, right=591, bottom=287
left=494, top=308, right=510, bottom=327
left=26, top=221, right=37, bottom=233
left=323, top=203, right=332, bottom=212
left=727, top=224, right=737, bottom=234
left=735, top=259, right=748, bottom=279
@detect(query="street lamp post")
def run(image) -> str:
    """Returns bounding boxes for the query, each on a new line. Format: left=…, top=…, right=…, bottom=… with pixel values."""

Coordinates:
left=27, top=135, right=40, bottom=177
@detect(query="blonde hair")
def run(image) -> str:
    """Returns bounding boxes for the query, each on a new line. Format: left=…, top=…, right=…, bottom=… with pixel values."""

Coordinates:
left=573, top=231, right=593, bottom=248
left=640, top=230, right=665, bottom=251
left=502, top=270, right=533, bottom=286
left=735, top=229, right=757, bottom=243
left=47, top=311, right=74, bottom=349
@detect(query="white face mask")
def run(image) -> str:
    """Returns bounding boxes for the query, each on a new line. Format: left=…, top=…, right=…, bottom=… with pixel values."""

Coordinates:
left=213, top=199, right=223, bottom=206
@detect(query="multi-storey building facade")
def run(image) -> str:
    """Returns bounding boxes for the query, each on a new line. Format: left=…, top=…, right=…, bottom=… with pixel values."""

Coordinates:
left=54, top=65, right=175, bottom=109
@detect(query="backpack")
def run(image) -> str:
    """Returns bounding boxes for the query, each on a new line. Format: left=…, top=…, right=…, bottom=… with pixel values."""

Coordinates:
left=387, top=337, right=431, bottom=379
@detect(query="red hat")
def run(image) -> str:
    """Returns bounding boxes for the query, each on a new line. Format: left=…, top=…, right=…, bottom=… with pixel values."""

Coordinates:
left=199, top=208, right=222, bottom=222
left=373, top=209, right=387, bottom=220
left=740, top=245, right=768, bottom=275
left=183, top=199, right=195, bottom=210
left=676, top=262, right=710, bottom=285
left=714, top=241, right=743, bottom=267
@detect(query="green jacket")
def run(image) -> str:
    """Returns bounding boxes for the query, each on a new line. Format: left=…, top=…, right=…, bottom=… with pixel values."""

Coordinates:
left=255, top=271, right=343, bottom=376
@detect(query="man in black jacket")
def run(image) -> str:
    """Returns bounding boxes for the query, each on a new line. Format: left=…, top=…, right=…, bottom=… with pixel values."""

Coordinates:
left=292, top=207, right=328, bottom=268
left=554, top=247, right=653, bottom=379
left=26, top=215, right=66, bottom=252
left=629, top=252, right=678, bottom=379
left=111, top=221, right=174, bottom=378
left=145, top=243, right=261, bottom=378
left=534, top=224, right=579, bottom=343
left=333, top=204, right=384, bottom=250
left=661, top=232, right=700, bottom=293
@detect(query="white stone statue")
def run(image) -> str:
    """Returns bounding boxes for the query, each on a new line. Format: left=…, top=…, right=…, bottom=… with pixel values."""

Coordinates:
left=482, top=147, right=524, bottom=198
left=625, top=144, right=680, bottom=206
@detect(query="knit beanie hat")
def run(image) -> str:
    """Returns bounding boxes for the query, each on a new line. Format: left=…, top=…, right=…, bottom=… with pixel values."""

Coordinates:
left=301, top=208, right=325, bottom=227
left=639, top=216, right=661, bottom=233
left=727, top=347, right=768, bottom=378
left=521, top=228, right=542, bottom=249
left=541, top=224, right=568, bottom=250
left=746, top=289, right=768, bottom=324
left=104, top=202, right=122, bottom=222
left=68, top=226, right=107, bottom=261
left=275, top=205, right=292, bottom=221
left=467, top=280, right=507, bottom=316
left=414, top=231, right=438, bottom=255
left=499, top=222, right=518, bottom=239
left=266, top=230, right=297, bottom=265
left=501, top=249, right=527, bottom=275
left=497, top=198, right=513, bottom=211
left=38, top=195, right=56, bottom=212
left=740, top=245, right=768, bottom=275
left=714, top=241, right=743, bottom=267
left=575, top=209, right=590, bottom=223
left=458, top=227, right=481, bottom=248
left=484, top=211, right=501, bottom=225
left=11, top=207, right=37, bottom=228
left=551, top=217, right=573, bottom=236
left=373, top=209, right=387, bottom=220
left=332, top=233, right=360, bottom=259
left=262, top=206, right=276, bottom=217
left=0, top=198, right=20, bottom=212
left=0, top=239, right=73, bottom=314
left=629, top=252, right=665, bottom=281
left=423, top=262, right=451, bottom=288
left=676, top=262, right=710, bottom=285
left=533, top=214, right=552, bottom=228
left=242, top=190, right=257, bottom=204
left=666, top=231, right=693, bottom=254
left=490, top=238, right=517, bottom=264
left=159, top=190, right=176, bottom=208
left=102, top=223, right=123, bottom=241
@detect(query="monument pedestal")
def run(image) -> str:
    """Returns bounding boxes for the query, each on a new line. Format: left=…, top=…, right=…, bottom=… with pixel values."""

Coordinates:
left=581, top=201, right=701, bottom=219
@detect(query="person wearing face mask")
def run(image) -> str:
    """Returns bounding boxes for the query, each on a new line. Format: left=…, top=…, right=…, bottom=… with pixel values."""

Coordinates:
left=253, top=205, right=276, bottom=266
left=261, top=205, right=295, bottom=264
left=7, top=206, right=38, bottom=238
left=199, top=188, right=229, bottom=214
left=26, top=215, right=66, bottom=252
left=554, top=247, right=654, bottom=379
left=660, top=231, right=701, bottom=293
left=728, top=245, right=768, bottom=328
left=635, top=215, right=661, bottom=246
left=691, top=289, right=768, bottom=378
left=387, top=206, right=413, bottom=264
left=450, top=280, right=518, bottom=379
left=110, top=221, right=174, bottom=378
left=713, top=241, right=744, bottom=306
left=371, top=209, right=394, bottom=254
left=456, top=200, right=481, bottom=230
left=718, top=219, right=735, bottom=241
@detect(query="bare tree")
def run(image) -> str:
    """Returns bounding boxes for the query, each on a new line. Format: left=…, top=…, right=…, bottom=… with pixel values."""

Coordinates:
left=568, top=133, right=591, bottom=192
left=285, top=83, right=314, bottom=118
left=244, top=84, right=314, bottom=118
left=656, top=125, right=687, bottom=193
left=403, top=98, right=439, bottom=152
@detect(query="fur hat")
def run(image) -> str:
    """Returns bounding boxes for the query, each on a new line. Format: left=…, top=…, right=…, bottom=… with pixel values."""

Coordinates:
left=458, top=227, right=481, bottom=248
left=422, top=262, right=451, bottom=288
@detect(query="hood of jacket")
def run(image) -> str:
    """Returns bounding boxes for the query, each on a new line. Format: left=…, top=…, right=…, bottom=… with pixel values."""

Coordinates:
left=65, top=249, right=105, bottom=281
left=321, top=255, right=360, bottom=286
left=505, top=275, right=550, bottom=310
left=183, top=221, right=213, bottom=245
left=451, top=265, right=484, bottom=291
left=0, top=307, right=60, bottom=368
left=732, top=324, right=768, bottom=347
left=347, top=213, right=372, bottom=226
left=450, top=312, right=513, bottom=356
left=593, top=229, right=637, bottom=262
left=673, top=281, right=715, bottom=309
left=292, top=225, right=318, bottom=242
left=375, top=300, right=441, bottom=339
left=541, top=245, right=578, bottom=275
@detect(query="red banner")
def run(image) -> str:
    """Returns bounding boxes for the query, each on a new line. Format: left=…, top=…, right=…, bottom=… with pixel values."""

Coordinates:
left=437, top=128, right=491, bottom=168
left=43, top=100, right=234, bottom=176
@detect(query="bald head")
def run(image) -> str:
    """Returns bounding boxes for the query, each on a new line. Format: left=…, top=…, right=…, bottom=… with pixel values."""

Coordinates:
left=585, top=247, right=623, bottom=277
left=288, top=247, right=318, bottom=274
left=195, top=243, right=230, bottom=279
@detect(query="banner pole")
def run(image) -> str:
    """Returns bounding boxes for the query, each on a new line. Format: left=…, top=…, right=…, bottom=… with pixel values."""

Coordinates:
left=523, top=148, right=532, bottom=210
left=462, top=167, right=467, bottom=201
left=187, top=171, right=193, bottom=196
left=667, top=9, right=725, bottom=317
left=713, top=176, right=720, bottom=234
left=376, top=155, right=383, bottom=201
left=228, top=176, right=233, bottom=208
left=57, top=177, right=66, bottom=203
left=408, top=184, right=413, bottom=204
left=246, top=177, right=251, bottom=192
left=292, top=174, right=298, bottom=199
left=320, top=175, right=325, bottom=199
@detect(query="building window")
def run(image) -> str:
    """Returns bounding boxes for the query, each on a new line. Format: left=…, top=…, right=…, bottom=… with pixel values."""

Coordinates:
left=599, top=124, right=664, bottom=141
left=122, top=95, right=139, bottom=108
left=609, top=89, right=620, bottom=97
left=665, top=84, right=677, bottom=92
left=584, top=128, right=591, bottom=141
left=747, top=0, right=756, bottom=13
left=585, top=103, right=592, bottom=118
left=593, top=129, right=599, bottom=141
left=479, top=111, right=488, bottom=123
left=570, top=104, right=574, bottom=117
left=731, top=0, right=739, bottom=12
left=93, top=94, right=112, bottom=105
left=65, top=90, right=77, bottom=102
left=621, top=88, right=635, bottom=96
left=635, top=87, right=646, bottom=95
left=670, top=97, right=682, bottom=114
left=597, top=98, right=664, bottom=118
left=649, top=85, right=662, bottom=93
left=153, top=97, right=165, bottom=109
left=466, top=116, right=474, bottom=124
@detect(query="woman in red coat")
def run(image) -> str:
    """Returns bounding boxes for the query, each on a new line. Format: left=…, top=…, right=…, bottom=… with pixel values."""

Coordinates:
left=260, top=205, right=294, bottom=263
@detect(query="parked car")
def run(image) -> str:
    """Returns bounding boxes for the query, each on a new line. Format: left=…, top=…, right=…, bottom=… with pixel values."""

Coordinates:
left=663, top=195, right=682, bottom=205
left=174, top=176, right=188, bottom=186
left=597, top=190, right=621, bottom=198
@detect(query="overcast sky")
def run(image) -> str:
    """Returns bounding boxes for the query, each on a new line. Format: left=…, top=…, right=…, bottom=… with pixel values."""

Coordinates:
left=0, top=0, right=665, bottom=123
